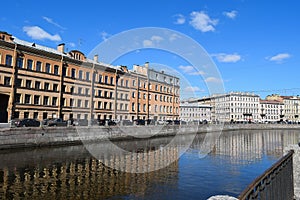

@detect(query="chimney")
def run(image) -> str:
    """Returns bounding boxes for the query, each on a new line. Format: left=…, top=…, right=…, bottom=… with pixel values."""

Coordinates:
left=145, top=62, right=149, bottom=69
left=94, top=54, right=99, bottom=62
left=57, top=43, right=65, bottom=53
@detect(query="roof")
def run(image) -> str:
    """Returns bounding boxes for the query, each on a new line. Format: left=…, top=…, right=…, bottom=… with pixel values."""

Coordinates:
left=13, top=37, right=65, bottom=56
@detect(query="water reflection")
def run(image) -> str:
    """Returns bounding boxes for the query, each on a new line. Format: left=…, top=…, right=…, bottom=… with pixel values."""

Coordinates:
left=0, top=130, right=299, bottom=199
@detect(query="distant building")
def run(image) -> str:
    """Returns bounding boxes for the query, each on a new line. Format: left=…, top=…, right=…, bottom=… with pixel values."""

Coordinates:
left=179, top=101, right=211, bottom=122
left=0, top=31, right=180, bottom=122
left=266, top=94, right=300, bottom=122
left=197, top=92, right=260, bottom=122
left=259, top=99, right=284, bottom=122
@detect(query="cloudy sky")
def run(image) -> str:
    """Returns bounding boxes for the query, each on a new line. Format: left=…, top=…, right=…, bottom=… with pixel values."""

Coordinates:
left=1, top=0, right=300, bottom=99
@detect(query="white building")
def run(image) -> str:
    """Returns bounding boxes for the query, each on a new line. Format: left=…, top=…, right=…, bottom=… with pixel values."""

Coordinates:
left=180, top=101, right=211, bottom=122
left=259, top=100, right=284, bottom=123
left=197, top=92, right=260, bottom=122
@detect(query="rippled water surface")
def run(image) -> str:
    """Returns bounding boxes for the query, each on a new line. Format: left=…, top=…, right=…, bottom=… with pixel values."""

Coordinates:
left=0, top=129, right=299, bottom=199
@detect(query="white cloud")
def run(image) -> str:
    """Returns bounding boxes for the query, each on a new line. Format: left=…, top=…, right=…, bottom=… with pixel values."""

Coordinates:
left=184, top=86, right=203, bottom=92
left=151, top=35, right=163, bottom=42
left=143, top=35, right=164, bottom=47
left=174, top=14, right=186, bottom=24
left=43, top=16, right=66, bottom=30
left=212, top=53, right=241, bottom=63
left=223, top=10, right=238, bottom=19
left=100, top=31, right=110, bottom=41
left=143, top=40, right=153, bottom=47
left=268, top=53, right=291, bottom=62
left=179, top=65, right=205, bottom=75
left=23, top=26, right=61, bottom=41
left=169, top=33, right=181, bottom=41
left=205, top=77, right=223, bottom=83
left=189, top=11, right=218, bottom=32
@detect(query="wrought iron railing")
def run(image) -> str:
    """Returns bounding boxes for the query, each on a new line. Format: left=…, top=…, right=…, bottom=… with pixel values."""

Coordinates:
left=239, top=150, right=294, bottom=200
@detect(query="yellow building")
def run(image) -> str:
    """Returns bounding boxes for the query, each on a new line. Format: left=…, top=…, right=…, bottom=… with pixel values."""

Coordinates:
left=0, top=31, right=180, bottom=122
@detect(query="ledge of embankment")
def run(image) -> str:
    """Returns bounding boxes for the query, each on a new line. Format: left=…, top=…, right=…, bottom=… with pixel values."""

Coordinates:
left=0, top=124, right=299, bottom=150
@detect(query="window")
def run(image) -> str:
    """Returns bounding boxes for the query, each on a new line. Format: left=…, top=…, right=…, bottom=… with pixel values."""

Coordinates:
left=132, top=80, right=136, bottom=87
left=43, top=96, right=49, bottom=105
left=5, top=55, right=12, bottom=66
left=25, top=80, right=31, bottom=88
left=62, top=85, right=66, bottom=92
left=77, top=99, right=82, bottom=107
left=53, top=84, right=58, bottom=92
left=71, top=68, right=76, bottom=78
left=14, top=112, right=20, bottom=119
left=70, top=99, right=74, bottom=107
left=24, top=112, right=29, bottom=119
left=27, top=59, right=33, bottom=70
left=98, top=75, right=102, bottom=83
left=132, top=92, right=135, bottom=98
left=16, top=57, right=23, bottom=68
left=54, top=65, right=59, bottom=75
left=143, top=104, right=146, bottom=112
left=33, top=112, right=38, bottom=119
left=35, top=81, right=41, bottom=89
left=104, top=76, right=108, bottom=84
left=25, top=94, right=31, bottom=104
left=132, top=103, right=135, bottom=111
left=44, top=82, right=49, bottom=91
left=43, top=112, right=48, bottom=119
left=52, top=97, right=57, bottom=106
left=15, top=94, right=21, bottom=103
left=36, top=61, right=42, bottom=71
left=4, top=77, right=11, bottom=86
left=85, top=88, right=89, bottom=95
left=78, top=70, right=83, bottom=79
left=85, top=100, right=89, bottom=108
left=110, top=77, right=114, bottom=85
left=86, top=72, right=90, bottom=81
left=98, top=90, right=102, bottom=97
left=125, top=80, right=128, bottom=87
left=34, top=95, right=40, bottom=105
left=78, top=87, right=82, bottom=95
left=45, top=63, right=51, bottom=73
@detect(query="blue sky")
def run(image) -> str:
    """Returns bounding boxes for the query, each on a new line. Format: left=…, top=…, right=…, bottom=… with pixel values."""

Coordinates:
left=1, top=0, right=300, bottom=99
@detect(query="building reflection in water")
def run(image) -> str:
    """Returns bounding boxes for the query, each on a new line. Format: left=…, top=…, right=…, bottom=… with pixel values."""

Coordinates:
left=190, top=130, right=299, bottom=165
left=0, top=137, right=180, bottom=199
left=0, top=130, right=299, bottom=199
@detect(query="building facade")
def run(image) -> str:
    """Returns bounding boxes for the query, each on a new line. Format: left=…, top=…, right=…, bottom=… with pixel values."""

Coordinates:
left=266, top=94, right=300, bottom=122
left=0, top=31, right=180, bottom=122
left=179, top=101, right=211, bottom=122
left=197, top=92, right=260, bottom=122
left=259, top=100, right=284, bottom=123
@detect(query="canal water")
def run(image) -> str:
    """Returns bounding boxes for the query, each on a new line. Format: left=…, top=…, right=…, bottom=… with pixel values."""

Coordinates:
left=0, top=129, right=299, bottom=199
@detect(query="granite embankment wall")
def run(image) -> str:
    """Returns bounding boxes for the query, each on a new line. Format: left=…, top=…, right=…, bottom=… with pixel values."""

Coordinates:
left=0, top=124, right=299, bottom=150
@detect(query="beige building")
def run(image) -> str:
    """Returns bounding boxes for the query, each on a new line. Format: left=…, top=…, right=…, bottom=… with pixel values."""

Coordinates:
left=266, top=94, right=300, bottom=122
left=0, top=31, right=179, bottom=122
